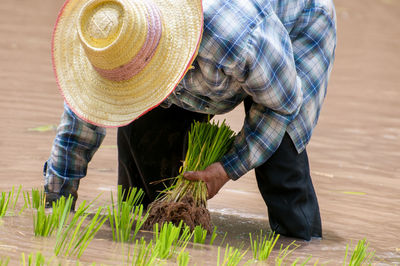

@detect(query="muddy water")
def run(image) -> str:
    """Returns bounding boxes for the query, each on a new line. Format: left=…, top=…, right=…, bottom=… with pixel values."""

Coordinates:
left=0, top=0, right=399, bottom=264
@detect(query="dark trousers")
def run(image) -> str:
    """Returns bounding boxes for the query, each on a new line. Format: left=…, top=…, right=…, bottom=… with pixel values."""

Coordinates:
left=254, top=133, right=322, bottom=240
left=117, top=105, right=209, bottom=208
left=117, top=102, right=322, bottom=240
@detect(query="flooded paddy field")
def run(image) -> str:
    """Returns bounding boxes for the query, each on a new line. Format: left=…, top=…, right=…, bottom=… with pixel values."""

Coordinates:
left=0, top=0, right=399, bottom=264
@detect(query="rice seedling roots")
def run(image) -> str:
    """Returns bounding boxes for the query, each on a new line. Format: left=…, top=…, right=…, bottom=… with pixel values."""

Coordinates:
left=142, top=195, right=212, bottom=233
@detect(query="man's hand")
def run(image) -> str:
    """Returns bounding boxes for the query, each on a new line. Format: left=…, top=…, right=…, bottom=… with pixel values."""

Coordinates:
left=183, top=162, right=230, bottom=199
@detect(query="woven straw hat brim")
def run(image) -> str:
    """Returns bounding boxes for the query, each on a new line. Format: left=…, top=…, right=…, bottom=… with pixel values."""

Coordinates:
left=52, top=0, right=203, bottom=127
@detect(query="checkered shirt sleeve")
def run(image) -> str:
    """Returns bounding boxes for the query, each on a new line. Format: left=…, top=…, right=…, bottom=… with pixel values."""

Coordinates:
left=44, top=103, right=106, bottom=193
left=170, top=0, right=337, bottom=180
left=222, top=3, right=336, bottom=180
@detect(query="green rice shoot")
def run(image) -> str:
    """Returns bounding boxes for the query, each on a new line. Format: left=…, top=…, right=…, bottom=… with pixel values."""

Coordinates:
left=291, top=255, right=313, bottom=265
left=209, top=226, right=218, bottom=245
left=153, top=221, right=193, bottom=260
left=0, top=192, right=11, bottom=218
left=343, top=239, right=375, bottom=266
left=107, top=186, right=148, bottom=242
left=20, top=251, right=47, bottom=266
left=54, top=203, right=107, bottom=258
left=177, top=250, right=190, bottom=266
left=0, top=256, right=9, bottom=266
left=128, top=237, right=158, bottom=266
left=249, top=230, right=280, bottom=261
left=217, top=243, right=248, bottom=266
left=275, top=241, right=299, bottom=265
left=159, top=120, right=235, bottom=208
left=191, top=225, right=219, bottom=245
left=0, top=185, right=22, bottom=217
left=193, top=225, right=208, bottom=244
left=116, top=185, right=145, bottom=208
left=33, top=195, right=74, bottom=237
left=22, top=188, right=45, bottom=211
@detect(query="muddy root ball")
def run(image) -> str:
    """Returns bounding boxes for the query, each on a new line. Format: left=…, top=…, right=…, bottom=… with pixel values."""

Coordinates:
left=142, top=195, right=212, bottom=233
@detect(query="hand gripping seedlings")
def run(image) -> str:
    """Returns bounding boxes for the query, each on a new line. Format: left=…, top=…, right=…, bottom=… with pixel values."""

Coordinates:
left=143, top=120, right=235, bottom=233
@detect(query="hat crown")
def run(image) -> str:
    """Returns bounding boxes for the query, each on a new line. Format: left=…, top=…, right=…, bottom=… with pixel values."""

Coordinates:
left=78, top=0, right=154, bottom=71
left=87, top=4, right=121, bottom=42
left=80, top=1, right=125, bottom=49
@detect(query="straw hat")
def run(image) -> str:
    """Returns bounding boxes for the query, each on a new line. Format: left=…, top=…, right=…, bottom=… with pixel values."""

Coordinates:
left=52, top=0, right=203, bottom=127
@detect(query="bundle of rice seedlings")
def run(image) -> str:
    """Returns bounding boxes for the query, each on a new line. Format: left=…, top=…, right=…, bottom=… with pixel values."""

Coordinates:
left=143, top=120, right=235, bottom=232
left=162, top=119, right=235, bottom=207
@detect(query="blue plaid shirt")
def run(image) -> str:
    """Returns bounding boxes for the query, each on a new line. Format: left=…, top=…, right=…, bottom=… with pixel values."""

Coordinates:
left=44, top=0, right=336, bottom=194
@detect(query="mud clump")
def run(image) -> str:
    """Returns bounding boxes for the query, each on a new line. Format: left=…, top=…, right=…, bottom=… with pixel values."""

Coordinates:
left=142, top=194, right=212, bottom=233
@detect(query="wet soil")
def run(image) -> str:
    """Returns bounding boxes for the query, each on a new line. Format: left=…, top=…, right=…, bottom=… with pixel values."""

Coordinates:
left=0, top=0, right=399, bottom=264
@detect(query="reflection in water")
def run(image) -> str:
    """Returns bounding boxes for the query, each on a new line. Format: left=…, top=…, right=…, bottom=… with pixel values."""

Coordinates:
left=0, top=200, right=399, bottom=264
left=0, top=209, right=338, bottom=265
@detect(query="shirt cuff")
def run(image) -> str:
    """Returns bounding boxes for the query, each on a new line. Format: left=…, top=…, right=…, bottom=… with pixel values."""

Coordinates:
left=43, top=161, right=80, bottom=198
left=220, top=151, right=250, bottom=181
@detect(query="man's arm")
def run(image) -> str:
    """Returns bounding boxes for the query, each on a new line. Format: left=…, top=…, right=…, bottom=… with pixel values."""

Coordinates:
left=184, top=2, right=336, bottom=197
left=184, top=5, right=302, bottom=196
left=44, top=103, right=106, bottom=206
left=221, top=7, right=303, bottom=180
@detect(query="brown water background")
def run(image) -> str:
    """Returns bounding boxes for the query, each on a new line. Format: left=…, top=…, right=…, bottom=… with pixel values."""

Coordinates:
left=0, top=0, right=399, bottom=264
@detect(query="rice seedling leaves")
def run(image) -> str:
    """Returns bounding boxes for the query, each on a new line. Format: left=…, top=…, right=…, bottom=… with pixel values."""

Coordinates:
left=107, top=186, right=147, bottom=242
left=22, top=188, right=45, bottom=213
left=177, top=250, right=190, bottom=266
left=217, top=243, right=248, bottom=266
left=275, top=241, right=300, bottom=266
left=191, top=225, right=220, bottom=245
left=291, top=255, right=313, bottom=265
left=193, top=225, right=208, bottom=244
left=27, top=124, right=57, bottom=132
left=33, top=195, right=73, bottom=237
left=0, top=186, right=22, bottom=217
left=249, top=230, right=279, bottom=261
left=0, top=256, right=9, bottom=266
left=20, top=251, right=47, bottom=266
left=340, top=191, right=366, bottom=196
left=54, top=202, right=107, bottom=259
left=343, top=239, right=375, bottom=266
left=153, top=221, right=193, bottom=260
left=209, top=226, right=218, bottom=245
left=128, top=237, right=158, bottom=266
left=0, top=192, right=11, bottom=218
